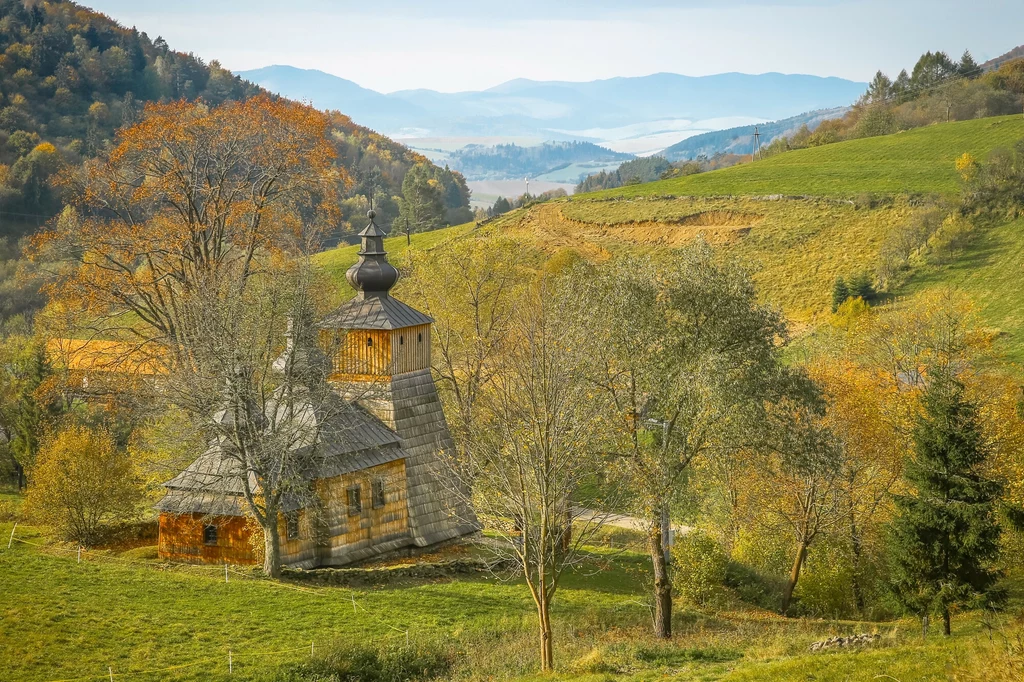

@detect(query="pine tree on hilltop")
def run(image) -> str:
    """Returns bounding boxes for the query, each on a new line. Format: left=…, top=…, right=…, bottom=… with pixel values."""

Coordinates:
left=889, top=372, right=1003, bottom=637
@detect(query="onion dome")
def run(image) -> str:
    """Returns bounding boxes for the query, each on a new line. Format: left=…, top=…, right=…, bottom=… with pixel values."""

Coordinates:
left=346, top=209, right=399, bottom=297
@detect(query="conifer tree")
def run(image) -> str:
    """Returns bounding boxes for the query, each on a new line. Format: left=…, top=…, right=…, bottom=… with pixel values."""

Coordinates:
left=831, top=276, right=849, bottom=312
left=889, top=372, right=1002, bottom=637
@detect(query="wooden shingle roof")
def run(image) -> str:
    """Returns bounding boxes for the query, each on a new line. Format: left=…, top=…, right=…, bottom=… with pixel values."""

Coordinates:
left=319, top=293, right=432, bottom=331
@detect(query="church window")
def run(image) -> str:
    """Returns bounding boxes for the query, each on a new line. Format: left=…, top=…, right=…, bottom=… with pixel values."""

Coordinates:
left=399, top=335, right=404, bottom=345
left=203, top=525, right=218, bottom=545
left=372, top=479, right=386, bottom=509
left=366, top=336, right=373, bottom=347
left=346, top=486, right=362, bottom=516
left=418, top=332, right=423, bottom=343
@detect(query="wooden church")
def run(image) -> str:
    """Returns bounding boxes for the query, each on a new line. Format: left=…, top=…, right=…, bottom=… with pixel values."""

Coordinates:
left=155, top=210, right=478, bottom=567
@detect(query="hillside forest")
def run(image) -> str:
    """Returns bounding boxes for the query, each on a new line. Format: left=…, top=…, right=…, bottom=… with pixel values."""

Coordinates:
left=0, top=0, right=471, bottom=324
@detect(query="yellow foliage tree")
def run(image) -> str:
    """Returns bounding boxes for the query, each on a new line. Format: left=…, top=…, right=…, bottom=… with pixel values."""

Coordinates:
left=25, top=424, right=142, bottom=546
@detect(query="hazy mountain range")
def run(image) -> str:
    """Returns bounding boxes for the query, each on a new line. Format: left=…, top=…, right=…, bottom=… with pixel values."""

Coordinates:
left=237, top=65, right=867, bottom=154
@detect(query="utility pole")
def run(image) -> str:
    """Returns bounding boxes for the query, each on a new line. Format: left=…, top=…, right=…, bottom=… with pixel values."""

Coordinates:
left=752, top=126, right=762, bottom=161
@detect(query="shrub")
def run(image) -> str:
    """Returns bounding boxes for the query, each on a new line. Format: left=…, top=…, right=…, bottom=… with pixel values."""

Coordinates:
left=266, top=642, right=454, bottom=682
left=672, top=530, right=728, bottom=606
left=724, top=560, right=787, bottom=611
left=795, top=539, right=857, bottom=618
left=24, top=424, right=142, bottom=546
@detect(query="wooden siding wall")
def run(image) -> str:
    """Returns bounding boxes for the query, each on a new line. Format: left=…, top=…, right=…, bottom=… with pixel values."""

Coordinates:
left=390, top=325, right=431, bottom=375
left=315, top=459, right=409, bottom=563
left=279, top=509, right=318, bottom=567
left=324, top=324, right=430, bottom=380
left=158, top=513, right=256, bottom=564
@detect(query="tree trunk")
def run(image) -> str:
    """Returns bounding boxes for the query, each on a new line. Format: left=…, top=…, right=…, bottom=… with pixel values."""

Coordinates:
left=537, top=592, right=554, bottom=672
left=849, top=515, right=865, bottom=614
left=263, top=518, right=282, bottom=579
left=943, top=606, right=951, bottom=636
left=648, top=522, right=672, bottom=639
left=781, top=541, right=807, bottom=615
left=14, top=462, right=24, bottom=491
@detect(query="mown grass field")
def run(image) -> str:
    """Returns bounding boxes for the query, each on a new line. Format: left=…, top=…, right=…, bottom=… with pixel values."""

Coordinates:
left=1, top=502, right=1021, bottom=682
left=590, top=114, right=1024, bottom=199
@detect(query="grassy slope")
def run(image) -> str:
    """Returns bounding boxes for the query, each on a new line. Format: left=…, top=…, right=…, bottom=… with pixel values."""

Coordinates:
left=313, top=115, right=1024, bottom=362
left=592, top=114, right=1024, bottom=198
left=1, top=512, right=1017, bottom=682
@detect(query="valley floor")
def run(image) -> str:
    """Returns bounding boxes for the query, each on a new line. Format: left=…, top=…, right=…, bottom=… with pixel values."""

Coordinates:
left=1, top=502, right=1020, bottom=682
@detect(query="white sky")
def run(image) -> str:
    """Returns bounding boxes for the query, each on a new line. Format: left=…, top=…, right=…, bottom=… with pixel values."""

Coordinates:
left=82, top=0, right=1024, bottom=93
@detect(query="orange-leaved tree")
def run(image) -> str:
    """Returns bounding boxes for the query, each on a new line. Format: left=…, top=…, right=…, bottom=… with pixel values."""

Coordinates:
left=32, top=96, right=347, bottom=576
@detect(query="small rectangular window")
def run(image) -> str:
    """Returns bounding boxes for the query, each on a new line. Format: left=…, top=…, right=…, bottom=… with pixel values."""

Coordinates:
left=203, top=525, right=218, bottom=545
left=372, top=479, right=386, bottom=509
left=346, top=486, right=362, bottom=516
left=285, top=512, right=300, bottom=540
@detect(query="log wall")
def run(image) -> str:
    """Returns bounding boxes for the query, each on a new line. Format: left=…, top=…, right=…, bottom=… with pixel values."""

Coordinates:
left=315, top=458, right=410, bottom=565
left=158, top=513, right=256, bottom=565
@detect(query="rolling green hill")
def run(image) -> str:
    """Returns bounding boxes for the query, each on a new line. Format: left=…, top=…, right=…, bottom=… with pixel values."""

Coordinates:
left=315, top=115, right=1024, bottom=364
left=593, top=115, right=1024, bottom=199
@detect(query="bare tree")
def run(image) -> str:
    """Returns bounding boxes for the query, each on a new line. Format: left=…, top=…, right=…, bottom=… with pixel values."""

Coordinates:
left=442, top=284, right=612, bottom=672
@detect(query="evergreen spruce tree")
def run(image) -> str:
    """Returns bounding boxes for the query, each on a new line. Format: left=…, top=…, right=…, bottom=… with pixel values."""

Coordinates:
left=889, top=372, right=1002, bottom=637
left=848, top=272, right=876, bottom=302
left=831, top=276, right=849, bottom=312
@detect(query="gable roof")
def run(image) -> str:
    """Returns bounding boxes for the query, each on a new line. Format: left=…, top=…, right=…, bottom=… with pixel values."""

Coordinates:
left=319, top=294, right=432, bottom=331
left=156, top=399, right=407, bottom=515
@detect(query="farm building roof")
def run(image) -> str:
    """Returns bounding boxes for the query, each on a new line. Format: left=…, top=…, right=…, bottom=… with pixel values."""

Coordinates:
left=46, top=338, right=165, bottom=375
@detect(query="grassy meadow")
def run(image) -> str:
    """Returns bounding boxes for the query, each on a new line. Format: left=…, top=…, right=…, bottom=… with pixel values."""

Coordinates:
left=2, top=502, right=1022, bottom=682
left=591, top=114, right=1024, bottom=199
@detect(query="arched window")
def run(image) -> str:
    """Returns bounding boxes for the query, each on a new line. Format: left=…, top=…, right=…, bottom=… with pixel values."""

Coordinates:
left=399, top=335, right=404, bottom=345
left=418, top=332, right=423, bottom=343
left=366, top=337, right=373, bottom=348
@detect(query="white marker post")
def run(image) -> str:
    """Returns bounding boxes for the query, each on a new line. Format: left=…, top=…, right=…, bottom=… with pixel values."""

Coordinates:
left=225, top=563, right=229, bottom=583
left=108, top=666, right=113, bottom=681
left=78, top=546, right=82, bottom=564
left=228, top=650, right=233, bottom=674
left=7, top=522, right=16, bottom=549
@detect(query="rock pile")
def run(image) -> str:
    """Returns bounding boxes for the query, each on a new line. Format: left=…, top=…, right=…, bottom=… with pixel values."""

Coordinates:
left=809, top=633, right=880, bottom=652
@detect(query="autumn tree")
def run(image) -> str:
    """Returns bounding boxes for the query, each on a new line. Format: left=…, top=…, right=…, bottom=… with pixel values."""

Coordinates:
left=33, top=96, right=345, bottom=576
left=442, top=283, right=612, bottom=672
left=562, top=242, right=808, bottom=638
left=749, top=404, right=844, bottom=615
left=24, top=424, right=142, bottom=545
left=397, top=163, right=445, bottom=232
left=400, top=237, right=529, bottom=449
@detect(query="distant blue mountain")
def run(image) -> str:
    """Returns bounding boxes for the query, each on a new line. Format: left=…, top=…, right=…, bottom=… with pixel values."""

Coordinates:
left=662, top=107, right=850, bottom=161
left=237, top=66, right=866, bottom=141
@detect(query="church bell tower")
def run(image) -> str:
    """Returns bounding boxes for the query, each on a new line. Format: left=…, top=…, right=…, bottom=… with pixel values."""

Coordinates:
left=318, top=210, right=476, bottom=546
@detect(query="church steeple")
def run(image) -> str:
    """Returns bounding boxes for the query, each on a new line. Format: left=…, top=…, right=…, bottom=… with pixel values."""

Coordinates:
left=346, top=209, right=399, bottom=298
